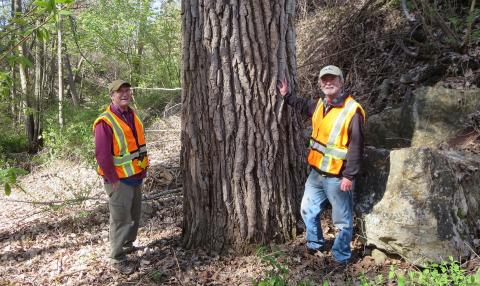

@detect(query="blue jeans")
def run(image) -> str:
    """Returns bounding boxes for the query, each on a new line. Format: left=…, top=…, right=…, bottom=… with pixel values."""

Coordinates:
left=300, top=170, right=354, bottom=263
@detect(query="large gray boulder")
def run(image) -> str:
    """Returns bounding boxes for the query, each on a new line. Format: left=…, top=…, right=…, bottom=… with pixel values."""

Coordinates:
left=366, top=85, right=480, bottom=149
left=356, top=147, right=480, bottom=264
left=411, top=86, right=480, bottom=147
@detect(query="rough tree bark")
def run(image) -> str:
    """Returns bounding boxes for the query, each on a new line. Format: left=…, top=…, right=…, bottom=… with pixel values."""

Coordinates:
left=181, top=0, right=306, bottom=251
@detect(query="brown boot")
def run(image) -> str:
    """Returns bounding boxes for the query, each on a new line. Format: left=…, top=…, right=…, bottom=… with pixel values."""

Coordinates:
left=111, top=259, right=137, bottom=275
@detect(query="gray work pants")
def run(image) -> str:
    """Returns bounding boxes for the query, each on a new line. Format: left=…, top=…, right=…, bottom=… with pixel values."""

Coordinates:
left=104, top=181, right=142, bottom=263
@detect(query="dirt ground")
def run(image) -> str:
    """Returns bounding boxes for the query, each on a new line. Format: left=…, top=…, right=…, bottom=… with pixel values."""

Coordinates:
left=1, top=115, right=478, bottom=286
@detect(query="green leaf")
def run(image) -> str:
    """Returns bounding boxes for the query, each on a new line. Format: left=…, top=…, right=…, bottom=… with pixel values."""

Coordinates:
left=33, top=0, right=49, bottom=7
left=388, top=265, right=395, bottom=280
left=17, top=56, right=33, bottom=68
left=36, top=28, right=51, bottom=41
left=7, top=55, right=33, bottom=67
left=474, top=268, right=480, bottom=283
left=47, top=0, right=56, bottom=12
left=58, top=10, right=73, bottom=16
left=5, top=183, right=11, bottom=196
left=56, top=0, right=75, bottom=3
left=11, top=17, right=28, bottom=26
left=398, top=274, right=405, bottom=286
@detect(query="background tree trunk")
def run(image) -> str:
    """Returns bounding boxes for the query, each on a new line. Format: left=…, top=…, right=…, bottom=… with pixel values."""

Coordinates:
left=10, top=0, right=17, bottom=126
left=14, top=0, right=36, bottom=151
left=181, top=0, right=306, bottom=251
left=132, top=0, right=148, bottom=86
left=64, top=46, right=79, bottom=106
left=47, top=40, right=56, bottom=102
left=33, top=19, right=42, bottom=147
left=57, top=15, right=64, bottom=128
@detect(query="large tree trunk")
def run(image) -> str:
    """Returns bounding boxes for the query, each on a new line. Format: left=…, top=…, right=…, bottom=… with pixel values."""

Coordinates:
left=181, top=0, right=306, bottom=251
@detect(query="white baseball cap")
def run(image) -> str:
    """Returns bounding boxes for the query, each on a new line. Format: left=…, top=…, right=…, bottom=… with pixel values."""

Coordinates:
left=319, top=65, right=343, bottom=81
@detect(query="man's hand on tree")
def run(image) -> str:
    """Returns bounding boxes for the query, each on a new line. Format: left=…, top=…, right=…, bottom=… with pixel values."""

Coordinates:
left=277, top=78, right=288, bottom=97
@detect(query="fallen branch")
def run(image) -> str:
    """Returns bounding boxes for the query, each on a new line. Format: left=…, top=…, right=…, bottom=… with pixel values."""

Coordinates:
left=464, top=241, right=480, bottom=260
left=1, top=196, right=107, bottom=206
left=145, top=129, right=180, bottom=133
left=143, top=188, right=182, bottom=201
left=395, top=38, right=418, bottom=57
left=132, top=87, right=181, bottom=91
left=148, top=140, right=180, bottom=145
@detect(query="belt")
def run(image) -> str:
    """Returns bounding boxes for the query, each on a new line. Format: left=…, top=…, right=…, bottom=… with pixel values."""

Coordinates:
left=313, top=168, right=341, bottom=178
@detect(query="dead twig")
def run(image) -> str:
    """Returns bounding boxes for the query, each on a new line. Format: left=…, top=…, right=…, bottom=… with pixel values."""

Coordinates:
left=145, top=129, right=180, bottom=133
left=143, top=188, right=182, bottom=201
left=148, top=140, right=180, bottom=145
left=464, top=241, right=480, bottom=260
left=171, top=247, right=185, bottom=286
left=395, top=38, right=419, bottom=57
left=1, top=196, right=107, bottom=206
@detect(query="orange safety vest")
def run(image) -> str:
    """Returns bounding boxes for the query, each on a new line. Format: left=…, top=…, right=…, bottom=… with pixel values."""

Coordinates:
left=93, top=106, right=149, bottom=179
left=308, top=95, right=365, bottom=175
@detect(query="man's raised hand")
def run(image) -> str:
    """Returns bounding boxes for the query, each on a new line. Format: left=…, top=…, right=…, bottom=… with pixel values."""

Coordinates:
left=277, top=78, right=288, bottom=97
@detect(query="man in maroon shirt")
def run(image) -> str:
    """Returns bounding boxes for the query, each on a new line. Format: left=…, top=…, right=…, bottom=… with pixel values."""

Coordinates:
left=94, top=80, right=147, bottom=275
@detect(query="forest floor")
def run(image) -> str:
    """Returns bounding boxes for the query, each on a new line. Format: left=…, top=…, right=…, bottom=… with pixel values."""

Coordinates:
left=1, top=114, right=478, bottom=286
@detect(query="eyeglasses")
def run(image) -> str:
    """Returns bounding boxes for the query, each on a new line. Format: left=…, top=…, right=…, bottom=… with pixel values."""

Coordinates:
left=116, top=88, right=132, bottom=94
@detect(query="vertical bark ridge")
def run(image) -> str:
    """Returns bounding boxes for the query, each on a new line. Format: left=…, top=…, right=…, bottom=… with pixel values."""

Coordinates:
left=182, top=0, right=306, bottom=251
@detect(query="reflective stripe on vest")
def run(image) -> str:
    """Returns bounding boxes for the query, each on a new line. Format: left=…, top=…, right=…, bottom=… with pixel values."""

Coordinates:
left=327, top=99, right=358, bottom=145
left=319, top=99, right=358, bottom=172
left=310, top=140, right=348, bottom=160
left=113, top=145, right=147, bottom=165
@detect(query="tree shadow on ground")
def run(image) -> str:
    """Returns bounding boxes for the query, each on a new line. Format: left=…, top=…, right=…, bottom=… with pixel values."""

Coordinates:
left=0, top=202, right=109, bottom=260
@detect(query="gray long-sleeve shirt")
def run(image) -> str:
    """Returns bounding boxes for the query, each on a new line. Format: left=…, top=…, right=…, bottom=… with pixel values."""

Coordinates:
left=284, top=92, right=364, bottom=180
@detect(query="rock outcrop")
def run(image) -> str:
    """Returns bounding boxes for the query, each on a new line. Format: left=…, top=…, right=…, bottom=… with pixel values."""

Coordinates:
left=366, top=85, right=480, bottom=149
left=356, top=147, right=480, bottom=264
left=358, top=85, right=480, bottom=264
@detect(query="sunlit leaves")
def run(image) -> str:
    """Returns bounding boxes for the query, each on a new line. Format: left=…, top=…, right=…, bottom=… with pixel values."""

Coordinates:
left=35, top=27, right=50, bottom=41
left=7, top=55, right=33, bottom=68
left=0, top=167, right=28, bottom=196
left=75, top=0, right=181, bottom=87
left=0, top=71, right=12, bottom=100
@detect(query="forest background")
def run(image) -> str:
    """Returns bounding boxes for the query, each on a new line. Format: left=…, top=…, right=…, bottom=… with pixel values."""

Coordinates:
left=1, top=0, right=480, bottom=285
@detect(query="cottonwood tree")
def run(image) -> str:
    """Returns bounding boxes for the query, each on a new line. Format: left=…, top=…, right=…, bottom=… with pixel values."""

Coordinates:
left=181, top=0, right=306, bottom=250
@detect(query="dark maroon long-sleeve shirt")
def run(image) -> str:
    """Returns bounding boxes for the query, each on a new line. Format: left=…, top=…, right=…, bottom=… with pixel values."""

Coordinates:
left=94, top=104, right=146, bottom=184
